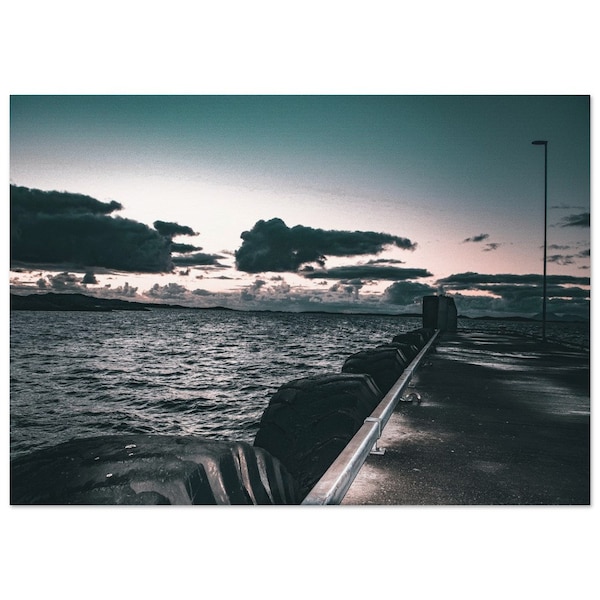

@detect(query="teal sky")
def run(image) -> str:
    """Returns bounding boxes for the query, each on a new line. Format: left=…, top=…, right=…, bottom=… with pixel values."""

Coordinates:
left=9, top=95, right=590, bottom=316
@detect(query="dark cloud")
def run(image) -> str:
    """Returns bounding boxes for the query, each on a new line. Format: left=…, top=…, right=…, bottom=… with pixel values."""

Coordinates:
left=340, top=278, right=367, bottom=287
left=235, top=218, right=416, bottom=273
left=463, top=234, right=502, bottom=252
left=302, top=265, right=432, bottom=280
left=252, top=279, right=267, bottom=290
left=483, top=243, right=501, bottom=252
left=436, top=271, right=589, bottom=319
left=110, top=282, right=138, bottom=297
left=557, top=212, right=590, bottom=227
left=546, top=247, right=589, bottom=265
left=239, top=279, right=268, bottom=302
left=449, top=292, right=589, bottom=319
left=171, top=252, right=228, bottom=267
left=10, top=185, right=123, bottom=215
left=456, top=282, right=589, bottom=300
left=365, top=258, right=406, bottom=265
left=437, top=272, right=590, bottom=287
left=463, top=233, right=489, bottom=243
left=191, top=288, right=214, bottom=296
left=11, top=185, right=173, bottom=272
left=146, top=282, right=188, bottom=299
left=330, top=282, right=360, bottom=296
left=82, top=271, right=98, bottom=284
left=548, top=254, right=575, bottom=266
left=153, top=220, right=197, bottom=237
left=383, top=281, right=438, bottom=305
left=46, top=272, right=84, bottom=291
left=332, top=279, right=366, bottom=298
left=551, top=203, right=587, bottom=210
left=171, top=242, right=203, bottom=253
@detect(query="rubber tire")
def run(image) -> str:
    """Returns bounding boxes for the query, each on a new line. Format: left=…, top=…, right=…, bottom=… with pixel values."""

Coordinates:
left=253, top=373, right=382, bottom=500
left=11, top=434, right=299, bottom=505
left=392, top=331, right=427, bottom=348
left=378, top=341, right=420, bottom=361
left=342, top=347, right=409, bottom=395
left=403, top=328, right=434, bottom=345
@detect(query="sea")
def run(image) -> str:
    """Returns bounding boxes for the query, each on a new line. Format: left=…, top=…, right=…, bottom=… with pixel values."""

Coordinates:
left=9, top=309, right=590, bottom=459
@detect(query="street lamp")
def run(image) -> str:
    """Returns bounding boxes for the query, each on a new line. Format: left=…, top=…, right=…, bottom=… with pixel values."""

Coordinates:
left=532, top=140, right=548, bottom=342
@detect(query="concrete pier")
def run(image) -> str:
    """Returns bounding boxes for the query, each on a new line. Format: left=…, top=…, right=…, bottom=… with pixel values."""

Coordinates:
left=342, top=331, right=590, bottom=505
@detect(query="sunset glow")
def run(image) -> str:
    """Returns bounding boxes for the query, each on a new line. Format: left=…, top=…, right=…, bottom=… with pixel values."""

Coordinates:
left=10, top=95, right=590, bottom=318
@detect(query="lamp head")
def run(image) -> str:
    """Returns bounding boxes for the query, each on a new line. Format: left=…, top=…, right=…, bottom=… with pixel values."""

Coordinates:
left=532, top=140, right=548, bottom=145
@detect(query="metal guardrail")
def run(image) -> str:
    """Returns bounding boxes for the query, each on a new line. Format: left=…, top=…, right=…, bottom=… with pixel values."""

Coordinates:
left=301, top=329, right=440, bottom=505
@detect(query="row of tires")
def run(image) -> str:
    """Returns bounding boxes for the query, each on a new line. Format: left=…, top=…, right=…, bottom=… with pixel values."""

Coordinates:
left=253, top=327, right=436, bottom=501
left=10, top=328, right=435, bottom=505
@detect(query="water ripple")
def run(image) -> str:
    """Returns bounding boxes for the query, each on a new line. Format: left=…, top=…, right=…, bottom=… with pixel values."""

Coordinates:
left=11, top=310, right=587, bottom=458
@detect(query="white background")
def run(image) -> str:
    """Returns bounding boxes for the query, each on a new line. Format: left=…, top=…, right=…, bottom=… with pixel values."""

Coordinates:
left=2, top=2, right=596, bottom=599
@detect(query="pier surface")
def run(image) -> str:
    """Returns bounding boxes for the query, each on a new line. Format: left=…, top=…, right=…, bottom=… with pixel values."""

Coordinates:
left=342, top=331, right=590, bottom=505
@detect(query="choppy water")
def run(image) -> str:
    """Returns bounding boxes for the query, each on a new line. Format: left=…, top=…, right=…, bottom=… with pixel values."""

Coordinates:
left=10, top=310, right=589, bottom=458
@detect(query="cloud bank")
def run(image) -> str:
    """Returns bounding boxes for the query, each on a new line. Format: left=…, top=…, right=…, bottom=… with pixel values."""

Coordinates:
left=235, top=218, right=416, bottom=273
left=437, top=271, right=589, bottom=318
left=437, top=272, right=590, bottom=287
left=384, top=281, right=438, bottom=305
left=171, top=252, right=228, bottom=267
left=10, top=185, right=202, bottom=273
left=302, top=265, right=432, bottom=280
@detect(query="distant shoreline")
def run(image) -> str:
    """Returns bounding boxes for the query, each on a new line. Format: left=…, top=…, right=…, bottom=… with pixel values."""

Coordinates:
left=8, top=292, right=589, bottom=323
left=9, top=292, right=420, bottom=317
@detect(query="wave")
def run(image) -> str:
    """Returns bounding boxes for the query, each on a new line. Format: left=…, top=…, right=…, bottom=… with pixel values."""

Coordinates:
left=10, top=310, right=587, bottom=458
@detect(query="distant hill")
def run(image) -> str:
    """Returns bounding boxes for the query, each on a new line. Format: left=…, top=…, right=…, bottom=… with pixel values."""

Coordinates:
left=532, top=312, right=589, bottom=323
left=11, top=292, right=588, bottom=322
left=9, top=292, right=189, bottom=312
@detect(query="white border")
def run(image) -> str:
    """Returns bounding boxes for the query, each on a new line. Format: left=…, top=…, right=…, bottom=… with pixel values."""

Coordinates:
left=3, top=2, right=596, bottom=598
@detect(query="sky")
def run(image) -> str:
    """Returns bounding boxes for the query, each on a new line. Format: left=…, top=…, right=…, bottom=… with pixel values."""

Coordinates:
left=9, top=95, right=590, bottom=317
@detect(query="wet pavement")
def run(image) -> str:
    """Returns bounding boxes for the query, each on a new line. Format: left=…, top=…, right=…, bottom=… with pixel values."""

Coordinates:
left=342, top=331, right=590, bottom=505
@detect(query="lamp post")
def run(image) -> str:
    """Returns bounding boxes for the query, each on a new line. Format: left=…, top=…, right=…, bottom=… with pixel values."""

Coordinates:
left=532, top=140, right=548, bottom=342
